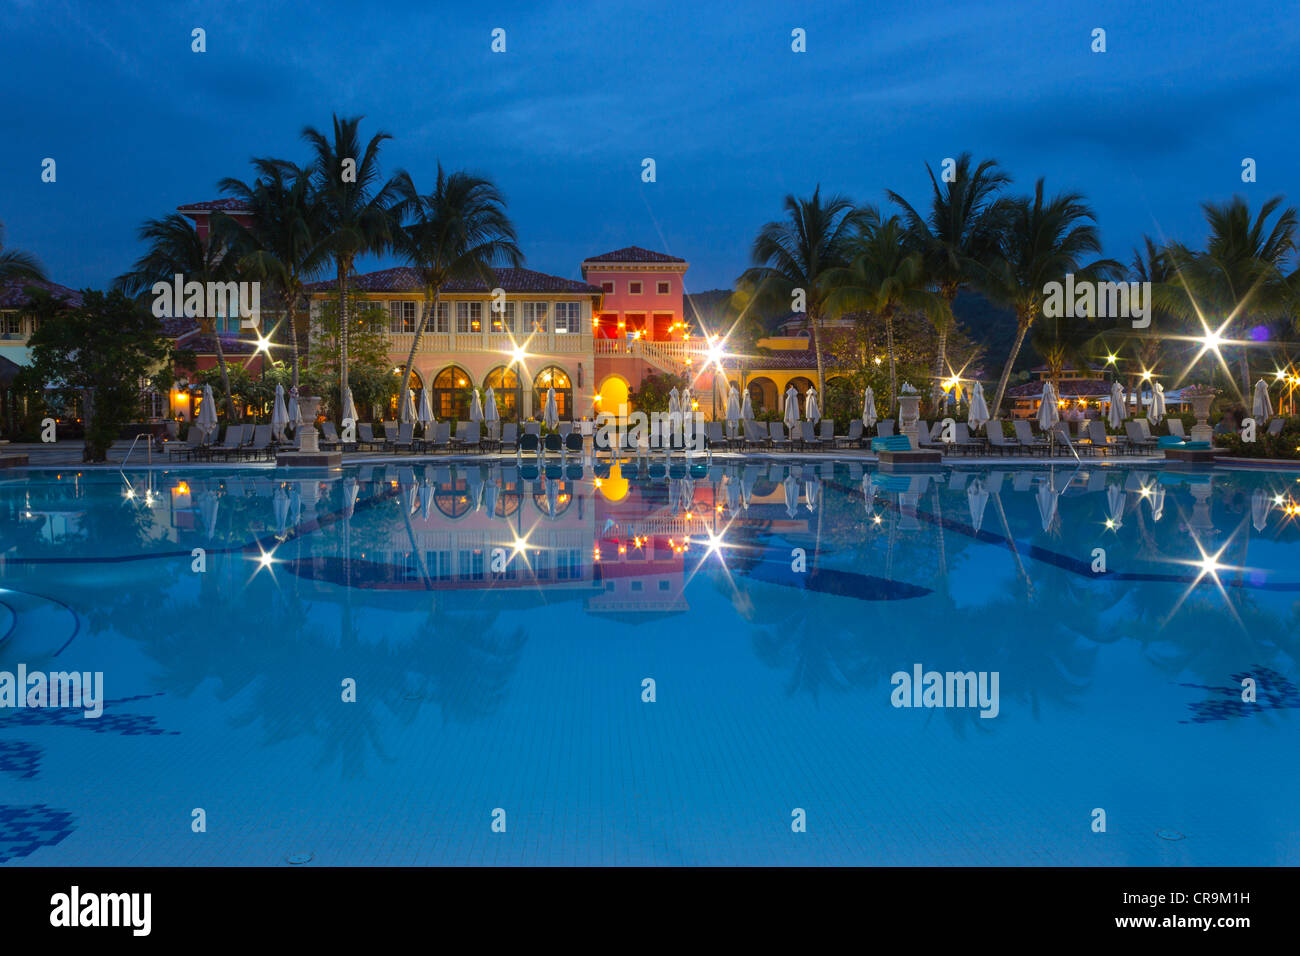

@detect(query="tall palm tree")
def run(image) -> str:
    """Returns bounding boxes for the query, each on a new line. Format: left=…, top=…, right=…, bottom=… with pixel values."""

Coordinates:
left=0, top=221, right=46, bottom=283
left=389, top=166, right=523, bottom=403
left=887, top=153, right=1011, bottom=404
left=824, top=209, right=952, bottom=413
left=979, top=179, right=1109, bottom=419
left=1160, top=195, right=1297, bottom=394
left=738, top=187, right=866, bottom=396
left=217, top=159, right=329, bottom=387
left=116, top=214, right=238, bottom=417
left=301, top=115, right=400, bottom=411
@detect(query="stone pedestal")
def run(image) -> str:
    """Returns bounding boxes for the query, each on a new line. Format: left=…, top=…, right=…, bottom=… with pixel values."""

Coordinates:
left=898, top=394, right=921, bottom=446
left=1190, top=394, right=1214, bottom=443
left=277, top=396, right=341, bottom=467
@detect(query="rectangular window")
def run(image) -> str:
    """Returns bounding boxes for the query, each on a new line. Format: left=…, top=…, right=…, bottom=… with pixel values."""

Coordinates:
left=1, top=313, right=21, bottom=336
left=388, top=301, right=417, bottom=333
left=554, top=302, right=580, bottom=334
left=629, top=281, right=643, bottom=295
left=601, top=281, right=614, bottom=294
left=433, top=301, right=450, bottom=333
left=657, top=281, right=670, bottom=295
left=492, top=301, right=516, bottom=333
left=524, top=301, right=548, bottom=332
left=456, top=301, right=483, bottom=334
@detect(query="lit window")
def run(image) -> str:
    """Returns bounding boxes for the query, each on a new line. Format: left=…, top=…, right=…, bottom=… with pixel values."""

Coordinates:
left=554, top=302, right=581, bottom=334
left=456, top=301, right=482, bottom=334
left=388, top=301, right=416, bottom=333
left=524, top=301, right=548, bottom=332
left=492, top=300, right=516, bottom=332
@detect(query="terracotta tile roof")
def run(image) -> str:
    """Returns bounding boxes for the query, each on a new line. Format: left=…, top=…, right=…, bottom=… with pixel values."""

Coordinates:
left=0, top=278, right=82, bottom=310
left=305, top=266, right=601, bottom=295
left=1007, top=379, right=1113, bottom=398
left=178, top=334, right=259, bottom=356
left=583, top=246, right=686, bottom=264
left=177, top=198, right=252, bottom=212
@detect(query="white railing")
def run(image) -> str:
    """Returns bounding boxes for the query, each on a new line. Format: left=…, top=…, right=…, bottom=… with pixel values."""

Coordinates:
left=594, top=338, right=706, bottom=372
left=379, top=331, right=593, bottom=356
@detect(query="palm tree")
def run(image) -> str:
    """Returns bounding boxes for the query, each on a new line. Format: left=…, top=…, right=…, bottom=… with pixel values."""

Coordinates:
left=1160, top=195, right=1297, bottom=394
left=824, top=209, right=952, bottom=413
left=738, top=187, right=866, bottom=396
left=301, top=115, right=400, bottom=413
left=979, top=179, right=1109, bottom=419
left=116, top=214, right=238, bottom=417
left=389, top=165, right=523, bottom=403
left=0, top=221, right=46, bottom=283
left=887, top=153, right=1011, bottom=404
left=217, top=159, right=329, bottom=387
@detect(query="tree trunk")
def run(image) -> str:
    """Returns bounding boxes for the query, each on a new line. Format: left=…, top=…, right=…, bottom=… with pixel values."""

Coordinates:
left=1239, top=352, right=1250, bottom=399
left=211, top=331, right=235, bottom=420
left=337, top=258, right=350, bottom=417
left=991, top=314, right=1031, bottom=420
left=931, top=320, right=949, bottom=409
left=884, top=307, right=898, bottom=414
left=285, top=287, right=301, bottom=389
left=810, top=310, right=826, bottom=398
left=398, top=288, right=439, bottom=406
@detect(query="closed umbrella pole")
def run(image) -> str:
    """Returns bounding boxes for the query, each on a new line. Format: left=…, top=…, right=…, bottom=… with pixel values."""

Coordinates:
left=544, top=387, right=559, bottom=430
left=1148, top=381, right=1167, bottom=426
left=341, top=387, right=357, bottom=427
left=271, top=384, right=289, bottom=442
left=741, top=389, right=754, bottom=421
left=783, top=387, right=800, bottom=430
left=1108, top=382, right=1126, bottom=429
left=418, top=386, right=435, bottom=435
left=804, top=387, right=821, bottom=425
left=862, top=388, right=877, bottom=428
left=398, top=385, right=415, bottom=424
left=470, top=388, right=484, bottom=424
left=1252, top=378, right=1273, bottom=421
left=196, top=385, right=218, bottom=437
left=967, top=383, right=989, bottom=432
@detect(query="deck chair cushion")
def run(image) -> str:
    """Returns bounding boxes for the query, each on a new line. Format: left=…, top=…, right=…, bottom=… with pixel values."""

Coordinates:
left=872, top=435, right=912, bottom=452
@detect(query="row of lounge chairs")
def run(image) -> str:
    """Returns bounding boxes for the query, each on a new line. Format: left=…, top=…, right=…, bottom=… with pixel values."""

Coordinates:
left=167, top=424, right=278, bottom=462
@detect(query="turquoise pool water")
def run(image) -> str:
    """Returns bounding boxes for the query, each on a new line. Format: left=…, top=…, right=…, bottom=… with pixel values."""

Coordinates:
left=1, top=459, right=1297, bottom=865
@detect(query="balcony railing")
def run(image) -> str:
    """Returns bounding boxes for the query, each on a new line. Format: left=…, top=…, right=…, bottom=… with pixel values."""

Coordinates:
left=377, top=331, right=593, bottom=356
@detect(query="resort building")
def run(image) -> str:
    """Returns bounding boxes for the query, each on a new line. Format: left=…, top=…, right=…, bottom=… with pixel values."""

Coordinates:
left=0, top=277, right=83, bottom=436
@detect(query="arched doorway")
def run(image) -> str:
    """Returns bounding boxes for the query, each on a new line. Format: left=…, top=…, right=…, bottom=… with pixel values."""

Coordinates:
left=432, top=365, right=473, bottom=420
left=533, top=366, right=572, bottom=420
left=485, top=365, right=521, bottom=421
left=597, top=375, right=629, bottom=417
left=787, top=376, right=814, bottom=399
left=746, top=376, right=777, bottom=414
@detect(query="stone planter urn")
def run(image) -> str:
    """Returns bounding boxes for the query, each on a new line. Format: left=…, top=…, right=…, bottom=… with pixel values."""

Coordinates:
left=1189, top=392, right=1215, bottom=443
left=898, top=389, right=922, bottom=446
left=297, top=396, right=322, bottom=453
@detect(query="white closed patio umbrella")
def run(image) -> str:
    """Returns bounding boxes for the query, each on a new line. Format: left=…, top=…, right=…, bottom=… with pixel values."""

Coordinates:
left=398, top=384, right=415, bottom=424
left=340, top=386, right=357, bottom=427
left=804, top=473, right=820, bottom=513
left=1147, top=483, right=1165, bottom=522
left=1106, top=484, right=1126, bottom=529
left=196, top=385, right=218, bottom=438
left=1252, top=378, right=1273, bottom=421
left=741, top=388, right=754, bottom=421
left=725, top=386, right=741, bottom=437
left=862, top=473, right=877, bottom=513
left=286, top=388, right=301, bottom=434
left=862, top=387, right=877, bottom=428
left=1251, top=487, right=1272, bottom=531
left=804, top=387, right=821, bottom=425
left=484, top=387, right=499, bottom=436
left=783, top=386, right=800, bottom=431
left=1148, top=381, right=1167, bottom=426
left=1037, top=382, right=1060, bottom=432
left=418, top=386, right=435, bottom=435
left=681, top=387, right=692, bottom=414
left=1108, top=382, right=1126, bottom=429
left=668, top=387, right=681, bottom=417
left=543, top=387, right=559, bottom=430
left=968, top=382, right=990, bottom=432
left=782, top=472, right=799, bottom=518
left=271, top=384, right=290, bottom=442
left=469, top=388, right=484, bottom=426
left=967, top=478, right=989, bottom=533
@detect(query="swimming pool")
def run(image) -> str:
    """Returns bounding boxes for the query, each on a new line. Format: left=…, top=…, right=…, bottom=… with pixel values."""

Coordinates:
left=1, top=459, right=1297, bottom=865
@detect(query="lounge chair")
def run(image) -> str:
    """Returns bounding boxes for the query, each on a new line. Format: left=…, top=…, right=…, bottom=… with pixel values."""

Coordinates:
left=524, top=422, right=541, bottom=439
left=387, top=421, right=415, bottom=453
left=817, top=420, right=834, bottom=447
left=243, top=424, right=274, bottom=460
left=836, top=419, right=864, bottom=448
left=543, top=433, right=563, bottom=456
left=919, top=420, right=947, bottom=451
left=985, top=422, right=1023, bottom=456
left=1087, top=420, right=1119, bottom=456
left=499, top=423, right=518, bottom=454
left=564, top=432, right=583, bottom=457
left=742, top=419, right=769, bottom=450
left=952, top=423, right=985, bottom=456
left=1167, top=418, right=1186, bottom=439
left=769, top=422, right=792, bottom=451
left=1124, top=420, right=1158, bottom=455
left=169, top=430, right=209, bottom=461
left=454, top=421, right=480, bottom=453
left=1266, top=417, right=1284, bottom=438
left=705, top=421, right=726, bottom=451
left=558, top=422, right=573, bottom=438
left=876, top=420, right=895, bottom=437
left=799, top=421, right=824, bottom=452
left=427, top=421, right=452, bottom=454
left=318, top=421, right=342, bottom=451
left=207, top=424, right=246, bottom=461
left=517, top=431, right=539, bottom=459
left=356, top=423, right=385, bottom=452
left=1012, top=419, right=1051, bottom=454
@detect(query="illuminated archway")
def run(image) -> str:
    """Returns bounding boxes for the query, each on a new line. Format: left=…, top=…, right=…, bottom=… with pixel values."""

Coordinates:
left=747, top=376, right=777, bottom=414
left=432, top=365, right=473, bottom=420
left=485, top=365, right=521, bottom=421
left=597, top=374, right=630, bottom=417
left=533, top=366, right=573, bottom=420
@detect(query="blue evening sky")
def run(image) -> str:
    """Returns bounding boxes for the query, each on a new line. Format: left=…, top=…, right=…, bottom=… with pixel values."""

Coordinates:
left=2, top=0, right=1296, bottom=294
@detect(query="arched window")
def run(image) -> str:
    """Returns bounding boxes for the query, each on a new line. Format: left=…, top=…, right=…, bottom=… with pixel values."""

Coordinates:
left=747, top=376, right=777, bottom=414
left=389, top=368, right=424, bottom=419
left=533, top=366, right=572, bottom=421
left=485, top=365, right=521, bottom=421
left=432, top=365, right=473, bottom=420
left=787, top=376, right=814, bottom=398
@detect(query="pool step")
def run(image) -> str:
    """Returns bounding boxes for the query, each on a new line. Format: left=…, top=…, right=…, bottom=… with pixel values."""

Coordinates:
left=0, top=588, right=80, bottom=657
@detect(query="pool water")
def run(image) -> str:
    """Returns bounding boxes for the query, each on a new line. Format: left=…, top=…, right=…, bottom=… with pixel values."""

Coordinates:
left=1, top=459, right=1297, bottom=865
